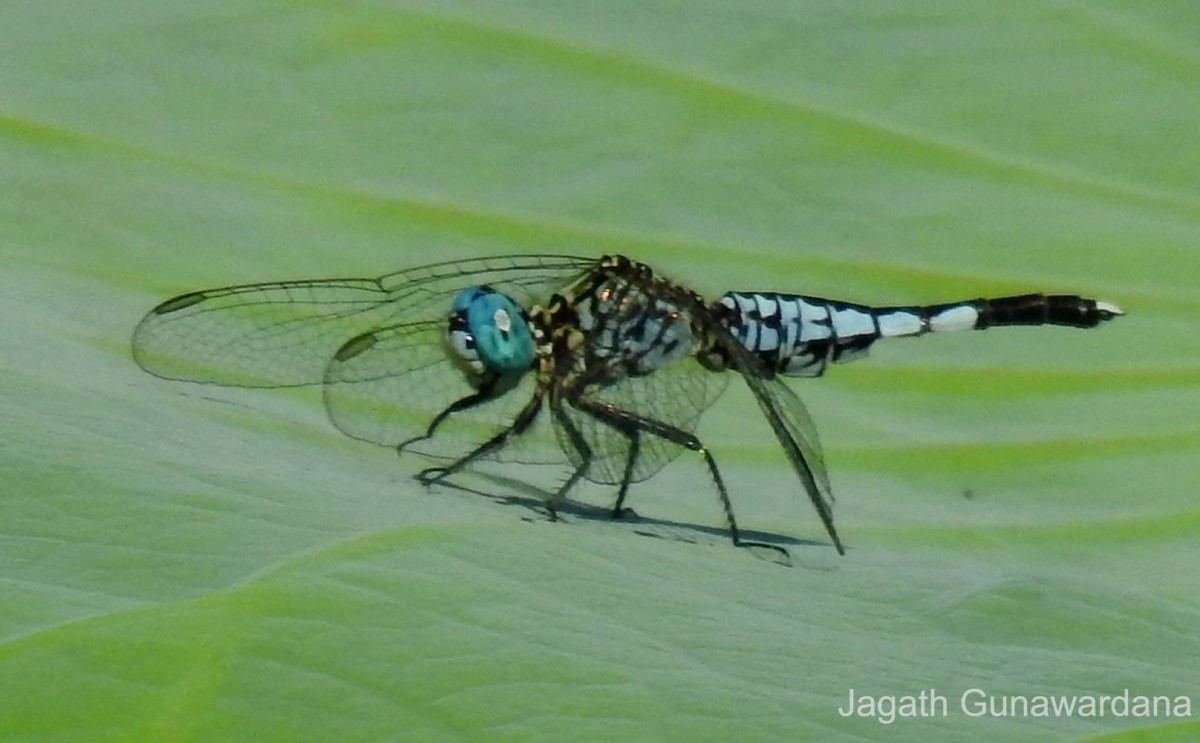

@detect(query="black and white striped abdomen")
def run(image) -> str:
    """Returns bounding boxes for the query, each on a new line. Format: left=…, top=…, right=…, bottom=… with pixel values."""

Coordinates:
left=719, top=292, right=882, bottom=377
left=719, top=291, right=1123, bottom=378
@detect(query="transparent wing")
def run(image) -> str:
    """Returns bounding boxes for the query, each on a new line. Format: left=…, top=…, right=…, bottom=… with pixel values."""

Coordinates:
left=555, top=357, right=729, bottom=485
left=131, top=254, right=595, bottom=387
left=132, top=278, right=395, bottom=388
left=751, top=376, right=832, bottom=498
left=322, top=320, right=561, bottom=463
left=712, top=329, right=839, bottom=551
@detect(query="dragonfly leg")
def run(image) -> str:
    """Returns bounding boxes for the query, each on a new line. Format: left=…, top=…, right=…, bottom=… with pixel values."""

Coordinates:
left=544, top=398, right=593, bottom=520
left=568, top=396, right=790, bottom=561
left=611, top=430, right=640, bottom=519
left=416, top=384, right=546, bottom=487
left=553, top=409, right=639, bottom=520
left=397, top=375, right=500, bottom=456
left=554, top=369, right=642, bottom=520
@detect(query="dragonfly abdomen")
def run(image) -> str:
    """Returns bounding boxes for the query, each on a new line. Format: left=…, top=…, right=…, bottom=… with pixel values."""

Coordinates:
left=719, top=292, right=880, bottom=377
left=720, top=291, right=1123, bottom=378
left=940, top=293, right=1124, bottom=330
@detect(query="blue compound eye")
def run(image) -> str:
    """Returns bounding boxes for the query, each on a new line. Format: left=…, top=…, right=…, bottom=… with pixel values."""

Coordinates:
left=447, top=286, right=535, bottom=374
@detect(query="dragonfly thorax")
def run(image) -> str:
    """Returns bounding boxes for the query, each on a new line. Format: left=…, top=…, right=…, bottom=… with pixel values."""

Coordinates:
left=447, top=285, right=536, bottom=375
left=570, top=275, right=696, bottom=378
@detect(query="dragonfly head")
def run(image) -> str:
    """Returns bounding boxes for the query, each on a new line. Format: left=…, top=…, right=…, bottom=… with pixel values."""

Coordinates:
left=447, top=286, right=535, bottom=375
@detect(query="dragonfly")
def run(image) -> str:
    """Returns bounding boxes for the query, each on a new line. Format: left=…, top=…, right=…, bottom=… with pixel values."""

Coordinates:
left=132, top=253, right=1123, bottom=558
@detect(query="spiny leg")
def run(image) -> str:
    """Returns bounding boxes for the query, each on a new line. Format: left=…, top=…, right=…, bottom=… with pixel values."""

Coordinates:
left=569, top=395, right=789, bottom=560
left=557, top=388, right=642, bottom=519
left=544, top=396, right=593, bottom=521
left=560, top=368, right=645, bottom=521
left=417, top=385, right=546, bottom=486
left=611, top=429, right=640, bottom=519
left=397, top=375, right=500, bottom=455
left=696, top=444, right=789, bottom=563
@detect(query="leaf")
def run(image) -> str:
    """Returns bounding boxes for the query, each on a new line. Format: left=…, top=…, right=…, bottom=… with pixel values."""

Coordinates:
left=2, top=2, right=1198, bottom=741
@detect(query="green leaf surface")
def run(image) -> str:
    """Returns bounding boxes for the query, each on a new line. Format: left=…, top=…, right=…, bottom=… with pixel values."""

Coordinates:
left=2, top=2, right=1197, bottom=741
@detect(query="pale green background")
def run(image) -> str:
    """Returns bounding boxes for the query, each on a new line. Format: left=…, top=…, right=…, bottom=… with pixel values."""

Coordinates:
left=1, top=2, right=1197, bottom=742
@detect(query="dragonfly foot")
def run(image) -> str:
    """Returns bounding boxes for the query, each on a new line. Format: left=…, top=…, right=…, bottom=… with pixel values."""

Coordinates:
left=416, top=467, right=449, bottom=487
left=610, top=506, right=639, bottom=520
left=396, top=435, right=429, bottom=458
left=737, top=540, right=793, bottom=566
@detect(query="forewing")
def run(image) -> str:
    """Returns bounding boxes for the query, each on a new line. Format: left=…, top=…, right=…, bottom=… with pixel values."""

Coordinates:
left=131, top=254, right=594, bottom=387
